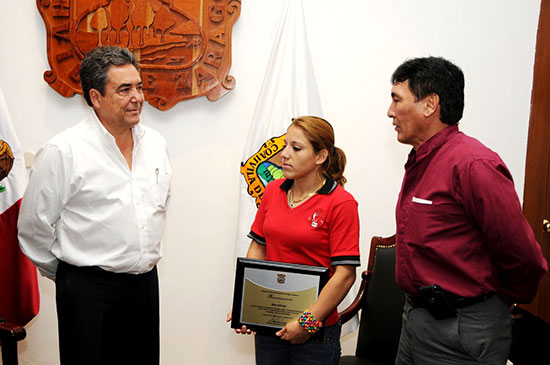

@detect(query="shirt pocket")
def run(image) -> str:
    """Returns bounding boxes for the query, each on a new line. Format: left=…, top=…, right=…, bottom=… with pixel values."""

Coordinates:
left=151, top=168, right=171, bottom=210
left=407, top=202, right=464, bottom=249
left=406, top=202, right=438, bottom=246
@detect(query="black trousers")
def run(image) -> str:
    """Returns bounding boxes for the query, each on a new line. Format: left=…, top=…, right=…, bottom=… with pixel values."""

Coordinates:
left=56, top=261, right=159, bottom=365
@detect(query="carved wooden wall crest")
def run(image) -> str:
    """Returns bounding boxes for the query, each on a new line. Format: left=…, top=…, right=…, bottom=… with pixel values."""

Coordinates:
left=37, top=0, right=241, bottom=110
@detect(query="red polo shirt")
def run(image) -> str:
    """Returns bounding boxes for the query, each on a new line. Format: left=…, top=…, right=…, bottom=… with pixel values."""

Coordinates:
left=249, top=177, right=360, bottom=325
left=396, top=125, right=547, bottom=304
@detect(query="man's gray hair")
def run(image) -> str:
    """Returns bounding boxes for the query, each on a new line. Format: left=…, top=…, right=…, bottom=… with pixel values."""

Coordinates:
left=79, top=46, right=140, bottom=107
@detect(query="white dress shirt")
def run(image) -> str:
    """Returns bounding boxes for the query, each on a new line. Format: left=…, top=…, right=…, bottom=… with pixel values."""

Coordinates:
left=18, top=113, right=171, bottom=279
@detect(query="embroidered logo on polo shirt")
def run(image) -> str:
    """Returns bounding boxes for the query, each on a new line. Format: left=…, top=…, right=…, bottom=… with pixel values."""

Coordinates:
left=308, top=209, right=326, bottom=229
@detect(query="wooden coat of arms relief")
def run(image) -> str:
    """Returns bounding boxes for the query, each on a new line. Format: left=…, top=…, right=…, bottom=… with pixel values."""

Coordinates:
left=37, top=0, right=241, bottom=110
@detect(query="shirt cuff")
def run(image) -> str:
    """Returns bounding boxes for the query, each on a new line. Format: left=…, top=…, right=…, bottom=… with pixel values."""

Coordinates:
left=331, top=255, right=360, bottom=267
left=247, top=231, right=266, bottom=246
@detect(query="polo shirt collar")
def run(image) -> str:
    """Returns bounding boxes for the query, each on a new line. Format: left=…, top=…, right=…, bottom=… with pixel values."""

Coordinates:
left=279, top=175, right=337, bottom=194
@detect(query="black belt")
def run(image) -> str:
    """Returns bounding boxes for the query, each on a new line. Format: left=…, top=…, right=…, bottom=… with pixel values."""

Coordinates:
left=406, top=292, right=495, bottom=309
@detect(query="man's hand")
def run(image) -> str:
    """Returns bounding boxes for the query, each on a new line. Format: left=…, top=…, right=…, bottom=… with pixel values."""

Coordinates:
left=509, top=303, right=523, bottom=320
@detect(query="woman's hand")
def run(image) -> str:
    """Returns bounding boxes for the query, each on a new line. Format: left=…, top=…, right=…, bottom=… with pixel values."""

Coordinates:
left=226, top=311, right=255, bottom=335
left=276, top=320, right=310, bottom=344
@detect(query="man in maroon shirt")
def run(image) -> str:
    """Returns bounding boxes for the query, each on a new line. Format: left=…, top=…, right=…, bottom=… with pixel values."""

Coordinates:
left=387, top=57, right=547, bottom=365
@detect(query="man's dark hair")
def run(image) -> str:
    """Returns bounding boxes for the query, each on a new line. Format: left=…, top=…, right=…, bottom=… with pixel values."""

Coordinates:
left=391, top=57, right=465, bottom=125
left=79, top=46, right=140, bottom=107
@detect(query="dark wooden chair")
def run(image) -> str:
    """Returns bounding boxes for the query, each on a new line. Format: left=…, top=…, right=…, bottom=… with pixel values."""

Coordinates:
left=0, top=318, right=26, bottom=365
left=339, top=235, right=405, bottom=365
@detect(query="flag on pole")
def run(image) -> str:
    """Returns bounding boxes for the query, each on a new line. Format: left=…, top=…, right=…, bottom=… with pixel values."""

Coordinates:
left=0, top=85, right=40, bottom=326
left=234, top=0, right=360, bottom=336
left=235, top=0, right=324, bottom=257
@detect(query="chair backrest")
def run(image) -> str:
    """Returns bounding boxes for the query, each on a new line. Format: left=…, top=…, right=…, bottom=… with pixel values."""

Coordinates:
left=355, top=235, right=405, bottom=363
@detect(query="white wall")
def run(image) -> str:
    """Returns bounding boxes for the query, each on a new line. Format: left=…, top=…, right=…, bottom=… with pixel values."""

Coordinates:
left=0, top=1, right=540, bottom=364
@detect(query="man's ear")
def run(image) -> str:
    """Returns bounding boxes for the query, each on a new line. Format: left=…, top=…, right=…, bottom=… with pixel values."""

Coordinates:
left=89, top=89, right=101, bottom=108
left=423, top=93, right=439, bottom=118
left=315, top=149, right=328, bottom=165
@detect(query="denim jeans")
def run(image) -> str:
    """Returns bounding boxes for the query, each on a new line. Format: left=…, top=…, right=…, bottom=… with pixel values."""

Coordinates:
left=254, top=322, right=341, bottom=365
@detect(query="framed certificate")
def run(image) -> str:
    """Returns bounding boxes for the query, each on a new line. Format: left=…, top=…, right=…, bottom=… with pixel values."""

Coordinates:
left=231, top=258, right=329, bottom=334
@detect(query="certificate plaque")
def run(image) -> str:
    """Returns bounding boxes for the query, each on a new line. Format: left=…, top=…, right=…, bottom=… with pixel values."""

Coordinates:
left=231, top=258, right=329, bottom=334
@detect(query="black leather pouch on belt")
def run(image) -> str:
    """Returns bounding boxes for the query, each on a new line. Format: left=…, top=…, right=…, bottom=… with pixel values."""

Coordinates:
left=418, top=284, right=457, bottom=320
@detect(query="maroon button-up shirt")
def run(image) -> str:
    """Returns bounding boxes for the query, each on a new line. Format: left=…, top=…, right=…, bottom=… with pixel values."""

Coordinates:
left=396, top=125, right=547, bottom=304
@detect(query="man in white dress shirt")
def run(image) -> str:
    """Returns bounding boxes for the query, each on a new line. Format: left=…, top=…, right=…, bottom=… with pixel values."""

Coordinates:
left=18, top=46, right=171, bottom=364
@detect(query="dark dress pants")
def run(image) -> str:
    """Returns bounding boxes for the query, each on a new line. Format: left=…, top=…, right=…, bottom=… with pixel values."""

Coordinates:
left=56, top=261, right=159, bottom=365
left=396, top=295, right=511, bottom=365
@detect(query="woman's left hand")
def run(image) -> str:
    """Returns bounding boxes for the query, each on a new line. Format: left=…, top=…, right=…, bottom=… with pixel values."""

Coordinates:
left=276, top=320, right=310, bottom=344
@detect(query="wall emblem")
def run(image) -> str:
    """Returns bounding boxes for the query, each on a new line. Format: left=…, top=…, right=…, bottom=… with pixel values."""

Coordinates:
left=37, top=0, right=241, bottom=110
left=0, top=140, right=14, bottom=193
left=241, top=134, right=285, bottom=208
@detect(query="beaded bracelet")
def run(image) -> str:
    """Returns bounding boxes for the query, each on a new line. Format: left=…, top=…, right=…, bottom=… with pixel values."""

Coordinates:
left=297, top=309, right=323, bottom=335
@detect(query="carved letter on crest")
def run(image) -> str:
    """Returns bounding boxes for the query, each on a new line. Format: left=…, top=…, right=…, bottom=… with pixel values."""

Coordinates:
left=37, top=0, right=241, bottom=110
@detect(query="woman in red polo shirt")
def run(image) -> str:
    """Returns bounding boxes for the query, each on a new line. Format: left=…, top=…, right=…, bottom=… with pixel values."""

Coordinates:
left=234, top=116, right=361, bottom=364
